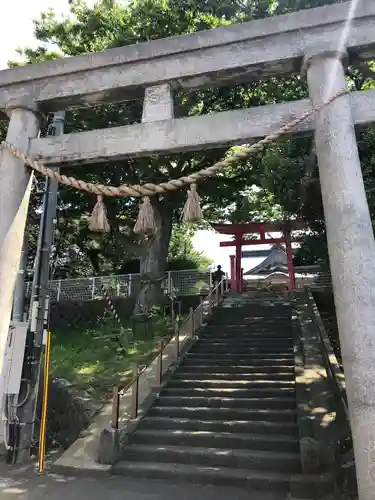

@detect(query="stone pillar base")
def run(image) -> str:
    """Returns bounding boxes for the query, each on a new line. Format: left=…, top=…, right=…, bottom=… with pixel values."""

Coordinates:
left=97, top=427, right=127, bottom=465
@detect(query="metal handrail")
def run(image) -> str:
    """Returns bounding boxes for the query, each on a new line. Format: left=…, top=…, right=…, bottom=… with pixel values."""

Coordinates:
left=306, top=288, right=348, bottom=418
left=183, top=277, right=226, bottom=322
left=111, top=277, right=227, bottom=427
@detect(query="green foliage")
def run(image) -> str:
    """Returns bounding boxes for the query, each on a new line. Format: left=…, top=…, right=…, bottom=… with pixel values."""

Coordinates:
left=229, top=186, right=285, bottom=223
left=14, top=0, right=264, bottom=279
left=167, top=224, right=212, bottom=270
left=51, top=313, right=174, bottom=398
left=167, top=257, right=210, bottom=270
left=4, top=0, right=375, bottom=276
left=293, top=231, right=330, bottom=269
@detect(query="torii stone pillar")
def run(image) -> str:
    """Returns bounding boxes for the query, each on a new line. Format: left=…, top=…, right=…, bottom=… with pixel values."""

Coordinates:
left=0, top=99, right=41, bottom=404
left=304, top=43, right=375, bottom=500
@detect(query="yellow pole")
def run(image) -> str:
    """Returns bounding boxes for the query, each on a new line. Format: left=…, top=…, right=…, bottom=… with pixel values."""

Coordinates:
left=38, top=331, right=51, bottom=473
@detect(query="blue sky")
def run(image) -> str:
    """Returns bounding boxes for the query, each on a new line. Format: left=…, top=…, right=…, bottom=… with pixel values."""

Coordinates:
left=0, top=0, right=271, bottom=273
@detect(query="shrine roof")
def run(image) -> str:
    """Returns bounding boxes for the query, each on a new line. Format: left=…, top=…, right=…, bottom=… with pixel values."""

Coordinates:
left=244, top=244, right=288, bottom=275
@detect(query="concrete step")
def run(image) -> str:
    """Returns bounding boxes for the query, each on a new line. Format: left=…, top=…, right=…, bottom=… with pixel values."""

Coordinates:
left=199, top=340, right=293, bottom=345
left=197, top=338, right=293, bottom=345
left=148, top=405, right=297, bottom=422
left=179, top=364, right=294, bottom=373
left=195, top=341, right=293, bottom=346
left=121, top=444, right=301, bottom=473
left=208, top=322, right=291, bottom=326
left=196, top=339, right=293, bottom=346
left=200, top=329, right=293, bottom=335
left=168, top=379, right=295, bottom=389
left=112, top=460, right=293, bottom=491
left=209, top=317, right=291, bottom=320
left=202, top=324, right=292, bottom=329
left=193, top=343, right=294, bottom=350
left=191, top=349, right=294, bottom=357
left=182, top=359, right=294, bottom=369
left=157, top=395, right=296, bottom=410
left=207, top=317, right=290, bottom=320
left=185, top=353, right=294, bottom=362
left=207, top=326, right=291, bottom=329
left=204, top=329, right=292, bottom=335
left=206, top=320, right=291, bottom=324
left=203, top=324, right=292, bottom=328
left=202, top=340, right=293, bottom=345
left=173, top=372, right=295, bottom=381
left=195, top=334, right=292, bottom=340
left=130, top=428, right=300, bottom=452
left=206, top=315, right=291, bottom=319
left=162, top=386, right=296, bottom=399
left=138, top=416, right=298, bottom=435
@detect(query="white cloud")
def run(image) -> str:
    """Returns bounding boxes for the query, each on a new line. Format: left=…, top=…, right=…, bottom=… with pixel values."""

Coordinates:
left=0, top=0, right=76, bottom=69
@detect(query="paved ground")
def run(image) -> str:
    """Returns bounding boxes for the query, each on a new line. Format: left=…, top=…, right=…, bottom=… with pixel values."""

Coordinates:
left=0, top=462, right=288, bottom=500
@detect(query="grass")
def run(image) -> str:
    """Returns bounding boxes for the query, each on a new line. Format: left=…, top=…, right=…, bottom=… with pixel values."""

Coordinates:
left=50, top=313, right=176, bottom=400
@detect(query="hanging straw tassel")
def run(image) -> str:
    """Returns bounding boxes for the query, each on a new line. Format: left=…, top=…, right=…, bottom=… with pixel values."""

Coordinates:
left=133, top=196, right=158, bottom=235
left=182, top=183, right=203, bottom=223
left=89, top=194, right=110, bottom=233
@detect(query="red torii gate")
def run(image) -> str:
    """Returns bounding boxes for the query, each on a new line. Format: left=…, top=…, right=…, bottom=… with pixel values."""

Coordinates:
left=212, top=221, right=306, bottom=292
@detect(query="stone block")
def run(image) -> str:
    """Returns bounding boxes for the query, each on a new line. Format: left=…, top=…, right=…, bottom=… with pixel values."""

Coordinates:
left=300, top=437, right=320, bottom=473
left=289, top=473, right=334, bottom=499
left=97, top=427, right=128, bottom=465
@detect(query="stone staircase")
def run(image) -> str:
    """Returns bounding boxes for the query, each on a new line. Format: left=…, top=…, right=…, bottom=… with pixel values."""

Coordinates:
left=113, top=298, right=300, bottom=492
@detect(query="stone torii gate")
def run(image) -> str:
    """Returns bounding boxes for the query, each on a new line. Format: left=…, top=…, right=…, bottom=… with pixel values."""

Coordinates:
left=212, top=221, right=305, bottom=292
left=1, top=2, right=375, bottom=497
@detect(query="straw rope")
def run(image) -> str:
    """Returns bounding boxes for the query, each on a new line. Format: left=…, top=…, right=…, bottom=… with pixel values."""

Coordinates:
left=1, top=88, right=348, bottom=199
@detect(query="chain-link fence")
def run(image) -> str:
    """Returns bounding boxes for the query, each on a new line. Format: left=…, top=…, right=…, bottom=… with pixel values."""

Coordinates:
left=24, top=268, right=331, bottom=303
left=169, top=269, right=212, bottom=296
left=25, top=269, right=213, bottom=303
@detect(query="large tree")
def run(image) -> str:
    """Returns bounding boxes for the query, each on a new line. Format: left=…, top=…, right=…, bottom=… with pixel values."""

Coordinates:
left=4, top=0, right=374, bottom=307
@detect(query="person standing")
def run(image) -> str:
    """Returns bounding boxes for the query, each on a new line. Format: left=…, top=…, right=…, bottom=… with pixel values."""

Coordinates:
left=212, top=265, right=225, bottom=287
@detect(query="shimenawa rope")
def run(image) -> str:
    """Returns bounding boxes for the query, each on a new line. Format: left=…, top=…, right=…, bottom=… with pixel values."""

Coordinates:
left=0, top=88, right=347, bottom=233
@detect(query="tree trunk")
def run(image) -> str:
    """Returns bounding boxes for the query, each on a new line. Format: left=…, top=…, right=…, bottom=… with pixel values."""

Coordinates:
left=134, top=203, right=173, bottom=314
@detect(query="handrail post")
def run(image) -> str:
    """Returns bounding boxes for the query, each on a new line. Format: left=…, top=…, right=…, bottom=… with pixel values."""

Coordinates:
left=131, top=363, right=139, bottom=419
left=171, top=296, right=175, bottom=322
left=215, top=285, right=220, bottom=306
left=167, top=271, right=172, bottom=294
left=57, top=280, right=62, bottom=302
left=208, top=293, right=212, bottom=315
left=220, top=279, right=224, bottom=297
left=195, top=305, right=199, bottom=329
left=175, top=321, right=180, bottom=360
left=156, top=340, right=163, bottom=385
left=199, top=296, right=204, bottom=324
left=189, top=306, right=194, bottom=336
left=111, top=386, right=120, bottom=429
